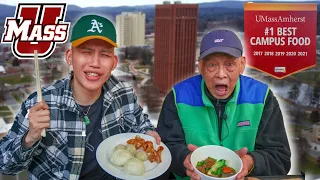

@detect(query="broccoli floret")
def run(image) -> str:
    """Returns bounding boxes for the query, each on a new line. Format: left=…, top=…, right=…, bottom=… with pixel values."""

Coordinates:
left=207, top=159, right=226, bottom=176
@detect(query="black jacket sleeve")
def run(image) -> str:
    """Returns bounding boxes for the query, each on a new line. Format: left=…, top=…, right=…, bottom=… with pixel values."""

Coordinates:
left=248, top=90, right=291, bottom=176
left=156, top=91, right=190, bottom=177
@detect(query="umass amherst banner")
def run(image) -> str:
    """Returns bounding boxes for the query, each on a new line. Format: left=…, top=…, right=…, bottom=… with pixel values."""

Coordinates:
left=244, top=3, right=317, bottom=79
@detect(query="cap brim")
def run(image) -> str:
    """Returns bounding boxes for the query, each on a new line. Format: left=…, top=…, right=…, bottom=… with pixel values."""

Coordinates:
left=72, top=35, right=118, bottom=48
left=198, top=46, right=241, bottom=60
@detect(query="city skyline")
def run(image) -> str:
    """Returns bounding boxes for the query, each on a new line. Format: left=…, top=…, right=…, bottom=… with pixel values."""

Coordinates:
left=0, top=0, right=319, bottom=176
left=0, top=0, right=315, bottom=8
left=1, top=0, right=228, bottom=8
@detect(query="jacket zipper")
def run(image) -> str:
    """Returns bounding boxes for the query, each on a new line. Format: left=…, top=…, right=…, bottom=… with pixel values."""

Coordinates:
left=216, top=100, right=222, bottom=143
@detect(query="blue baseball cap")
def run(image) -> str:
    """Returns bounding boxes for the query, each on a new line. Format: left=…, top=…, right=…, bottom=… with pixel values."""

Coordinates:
left=198, top=29, right=243, bottom=60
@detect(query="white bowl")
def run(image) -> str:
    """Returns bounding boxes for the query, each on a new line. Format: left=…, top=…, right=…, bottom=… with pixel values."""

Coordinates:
left=190, top=145, right=243, bottom=180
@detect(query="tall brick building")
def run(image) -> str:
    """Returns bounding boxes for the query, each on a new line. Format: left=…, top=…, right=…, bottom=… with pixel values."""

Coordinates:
left=153, top=1, right=198, bottom=94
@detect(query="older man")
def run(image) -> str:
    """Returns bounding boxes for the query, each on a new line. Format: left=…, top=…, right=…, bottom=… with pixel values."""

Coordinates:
left=157, top=29, right=291, bottom=180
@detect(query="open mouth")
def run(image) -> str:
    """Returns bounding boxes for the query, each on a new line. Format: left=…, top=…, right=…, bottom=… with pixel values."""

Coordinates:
left=214, top=84, right=228, bottom=96
left=85, top=72, right=100, bottom=77
left=84, top=71, right=102, bottom=80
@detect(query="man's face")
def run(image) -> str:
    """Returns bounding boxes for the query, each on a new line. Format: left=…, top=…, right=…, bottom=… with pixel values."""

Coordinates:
left=66, top=39, right=118, bottom=92
left=198, top=53, right=246, bottom=99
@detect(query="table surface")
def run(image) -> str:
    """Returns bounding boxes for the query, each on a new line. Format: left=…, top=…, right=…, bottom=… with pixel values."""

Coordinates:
left=246, top=175, right=304, bottom=180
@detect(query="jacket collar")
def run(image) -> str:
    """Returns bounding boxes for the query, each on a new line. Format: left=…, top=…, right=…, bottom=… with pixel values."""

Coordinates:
left=201, top=76, right=241, bottom=107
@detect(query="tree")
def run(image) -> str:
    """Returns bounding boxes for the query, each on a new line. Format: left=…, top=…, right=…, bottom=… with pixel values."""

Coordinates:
left=310, top=111, right=320, bottom=124
left=294, top=109, right=304, bottom=122
left=198, top=19, right=208, bottom=32
left=12, top=58, right=20, bottom=66
left=20, top=67, right=24, bottom=78
left=311, top=85, right=320, bottom=108
left=316, top=73, right=320, bottom=84
left=288, top=84, right=300, bottom=103
left=126, top=46, right=142, bottom=60
left=140, top=49, right=153, bottom=65
left=297, top=137, right=310, bottom=160
left=125, top=47, right=128, bottom=59
left=118, top=53, right=125, bottom=62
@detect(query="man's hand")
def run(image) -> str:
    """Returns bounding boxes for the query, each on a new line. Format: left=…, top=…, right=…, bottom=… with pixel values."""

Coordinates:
left=184, top=144, right=200, bottom=180
left=24, top=101, right=50, bottom=149
left=235, top=147, right=254, bottom=180
left=146, top=130, right=161, bottom=145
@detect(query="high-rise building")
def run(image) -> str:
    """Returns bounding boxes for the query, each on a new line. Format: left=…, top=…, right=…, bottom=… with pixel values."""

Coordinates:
left=116, top=12, right=145, bottom=47
left=154, top=1, right=198, bottom=94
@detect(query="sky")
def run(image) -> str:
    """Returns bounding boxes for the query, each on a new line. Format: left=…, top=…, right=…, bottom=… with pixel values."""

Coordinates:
left=0, top=0, right=310, bottom=8
left=1, top=0, right=225, bottom=8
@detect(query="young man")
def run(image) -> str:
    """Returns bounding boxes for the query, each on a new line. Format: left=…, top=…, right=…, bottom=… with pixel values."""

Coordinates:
left=0, top=14, right=160, bottom=179
left=156, top=29, right=291, bottom=180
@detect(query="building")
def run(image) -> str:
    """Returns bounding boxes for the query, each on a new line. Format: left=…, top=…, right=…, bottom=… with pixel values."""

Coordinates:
left=153, top=1, right=198, bottom=93
left=302, top=122, right=320, bottom=143
left=116, top=12, right=146, bottom=47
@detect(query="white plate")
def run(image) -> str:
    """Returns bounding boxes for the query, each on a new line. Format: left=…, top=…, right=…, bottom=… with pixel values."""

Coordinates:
left=96, top=133, right=172, bottom=180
